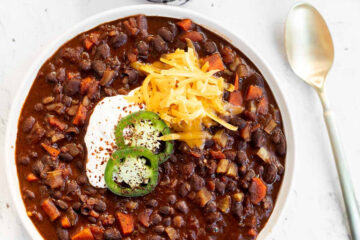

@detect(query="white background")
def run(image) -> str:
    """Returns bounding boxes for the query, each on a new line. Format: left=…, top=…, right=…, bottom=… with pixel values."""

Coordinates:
left=0, top=0, right=359, bottom=239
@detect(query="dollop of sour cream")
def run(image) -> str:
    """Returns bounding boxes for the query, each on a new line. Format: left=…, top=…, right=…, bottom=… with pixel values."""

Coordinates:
left=85, top=89, right=145, bottom=188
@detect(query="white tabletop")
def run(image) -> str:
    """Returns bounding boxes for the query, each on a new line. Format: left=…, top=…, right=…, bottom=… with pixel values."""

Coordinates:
left=0, top=0, right=359, bottom=239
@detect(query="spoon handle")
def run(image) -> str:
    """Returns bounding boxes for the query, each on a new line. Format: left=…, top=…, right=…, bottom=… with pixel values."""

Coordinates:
left=318, top=90, right=360, bottom=240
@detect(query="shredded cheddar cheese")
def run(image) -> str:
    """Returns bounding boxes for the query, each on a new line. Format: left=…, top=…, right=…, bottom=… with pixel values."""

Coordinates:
left=127, top=40, right=238, bottom=148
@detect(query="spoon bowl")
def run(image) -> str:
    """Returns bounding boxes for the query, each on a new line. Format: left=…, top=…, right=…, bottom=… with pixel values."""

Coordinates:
left=285, top=3, right=334, bottom=89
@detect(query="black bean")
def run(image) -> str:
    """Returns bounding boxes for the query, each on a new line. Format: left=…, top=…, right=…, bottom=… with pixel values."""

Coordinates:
left=32, top=160, right=44, bottom=176
left=215, top=180, right=226, bottom=195
left=23, top=116, right=35, bottom=133
left=110, top=32, right=127, bottom=48
left=251, top=129, right=265, bottom=148
left=72, top=202, right=81, bottom=212
left=178, top=182, right=190, bottom=197
left=157, top=27, right=174, bottom=42
left=232, top=202, right=243, bottom=219
left=66, top=180, right=79, bottom=195
left=56, top=68, right=66, bottom=82
left=154, top=225, right=165, bottom=234
left=190, top=175, right=205, bottom=192
left=159, top=206, right=173, bottom=216
left=88, top=216, right=97, bottom=223
left=92, top=60, right=106, bottom=77
left=224, top=150, right=237, bottom=161
left=124, top=68, right=138, bottom=85
left=94, top=200, right=107, bottom=212
left=59, top=152, right=73, bottom=162
left=203, top=41, right=217, bottom=54
left=151, top=213, right=162, bottom=225
left=79, top=59, right=92, bottom=71
left=146, top=199, right=158, bottom=208
left=137, top=14, right=148, bottom=33
left=77, top=175, right=87, bottom=185
left=230, top=117, right=246, bottom=129
left=152, top=35, right=168, bottom=53
left=104, top=228, right=122, bottom=240
left=163, top=217, right=171, bottom=226
left=226, top=180, right=237, bottom=192
left=56, top=200, right=68, bottom=210
left=64, top=79, right=81, bottom=96
left=56, top=225, right=69, bottom=240
left=18, top=155, right=30, bottom=165
left=149, top=236, right=164, bottom=240
left=276, top=137, right=286, bottom=156
left=204, top=201, right=217, bottom=214
left=61, top=47, right=82, bottom=63
left=81, top=205, right=91, bottom=216
left=263, top=163, right=278, bottom=184
left=204, top=139, right=214, bottom=149
left=34, top=103, right=43, bottom=111
left=236, top=150, right=248, bottom=164
left=175, top=201, right=189, bottom=214
left=53, top=191, right=63, bottom=199
left=46, top=71, right=57, bottom=83
left=182, top=162, right=195, bottom=178
left=23, top=189, right=35, bottom=199
left=167, top=195, right=177, bottom=205
left=96, top=43, right=111, bottom=59
left=136, top=41, right=149, bottom=55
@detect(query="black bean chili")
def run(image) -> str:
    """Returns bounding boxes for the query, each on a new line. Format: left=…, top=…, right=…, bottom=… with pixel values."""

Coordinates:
left=16, top=15, right=286, bottom=240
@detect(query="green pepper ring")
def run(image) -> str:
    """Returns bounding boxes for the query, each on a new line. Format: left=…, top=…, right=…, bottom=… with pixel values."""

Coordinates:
left=115, top=111, right=174, bottom=164
left=104, top=147, right=159, bottom=197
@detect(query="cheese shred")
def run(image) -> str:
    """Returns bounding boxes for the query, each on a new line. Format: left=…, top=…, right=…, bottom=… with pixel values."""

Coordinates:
left=127, top=40, right=237, bottom=147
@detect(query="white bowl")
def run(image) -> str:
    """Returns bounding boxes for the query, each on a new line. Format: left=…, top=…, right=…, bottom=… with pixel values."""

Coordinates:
left=5, top=4, right=295, bottom=240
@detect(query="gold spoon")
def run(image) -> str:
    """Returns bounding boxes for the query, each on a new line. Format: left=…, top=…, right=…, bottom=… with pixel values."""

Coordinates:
left=285, top=3, right=360, bottom=239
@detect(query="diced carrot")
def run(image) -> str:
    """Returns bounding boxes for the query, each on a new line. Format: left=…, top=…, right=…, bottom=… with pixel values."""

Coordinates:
left=251, top=123, right=261, bottom=132
left=202, top=53, right=224, bottom=71
left=71, top=228, right=94, bottom=240
left=247, top=228, right=257, bottom=237
left=207, top=180, right=216, bottom=191
left=249, top=178, right=267, bottom=204
left=240, top=122, right=251, bottom=141
left=127, top=51, right=137, bottom=63
left=116, top=212, right=134, bottom=235
left=84, top=38, right=94, bottom=50
left=48, top=117, right=67, bottom=131
left=180, top=31, right=204, bottom=42
left=73, top=104, right=87, bottom=126
left=80, top=77, right=95, bottom=95
left=41, top=198, right=60, bottom=221
left=257, top=97, right=269, bottom=115
left=60, top=216, right=71, bottom=228
left=176, top=19, right=193, bottom=31
left=26, top=173, right=39, bottom=182
left=234, top=73, right=239, bottom=91
left=229, top=91, right=243, bottom=106
left=41, top=143, right=60, bottom=157
left=89, top=210, right=99, bottom=218
left=245, top=85, right=263, bottom=100
left=209, top=150, right=226, bottom=160
left=189, top=150, right=201, bottom=158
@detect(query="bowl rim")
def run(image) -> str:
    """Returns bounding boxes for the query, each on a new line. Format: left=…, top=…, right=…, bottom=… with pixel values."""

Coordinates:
left=5, top=4, right=295, bottom=240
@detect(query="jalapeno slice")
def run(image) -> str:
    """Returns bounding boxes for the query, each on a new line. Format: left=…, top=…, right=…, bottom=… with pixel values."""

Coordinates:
left=115, top=111, right=173, bottom=164
left=104, top=147, right=159, bottom=197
